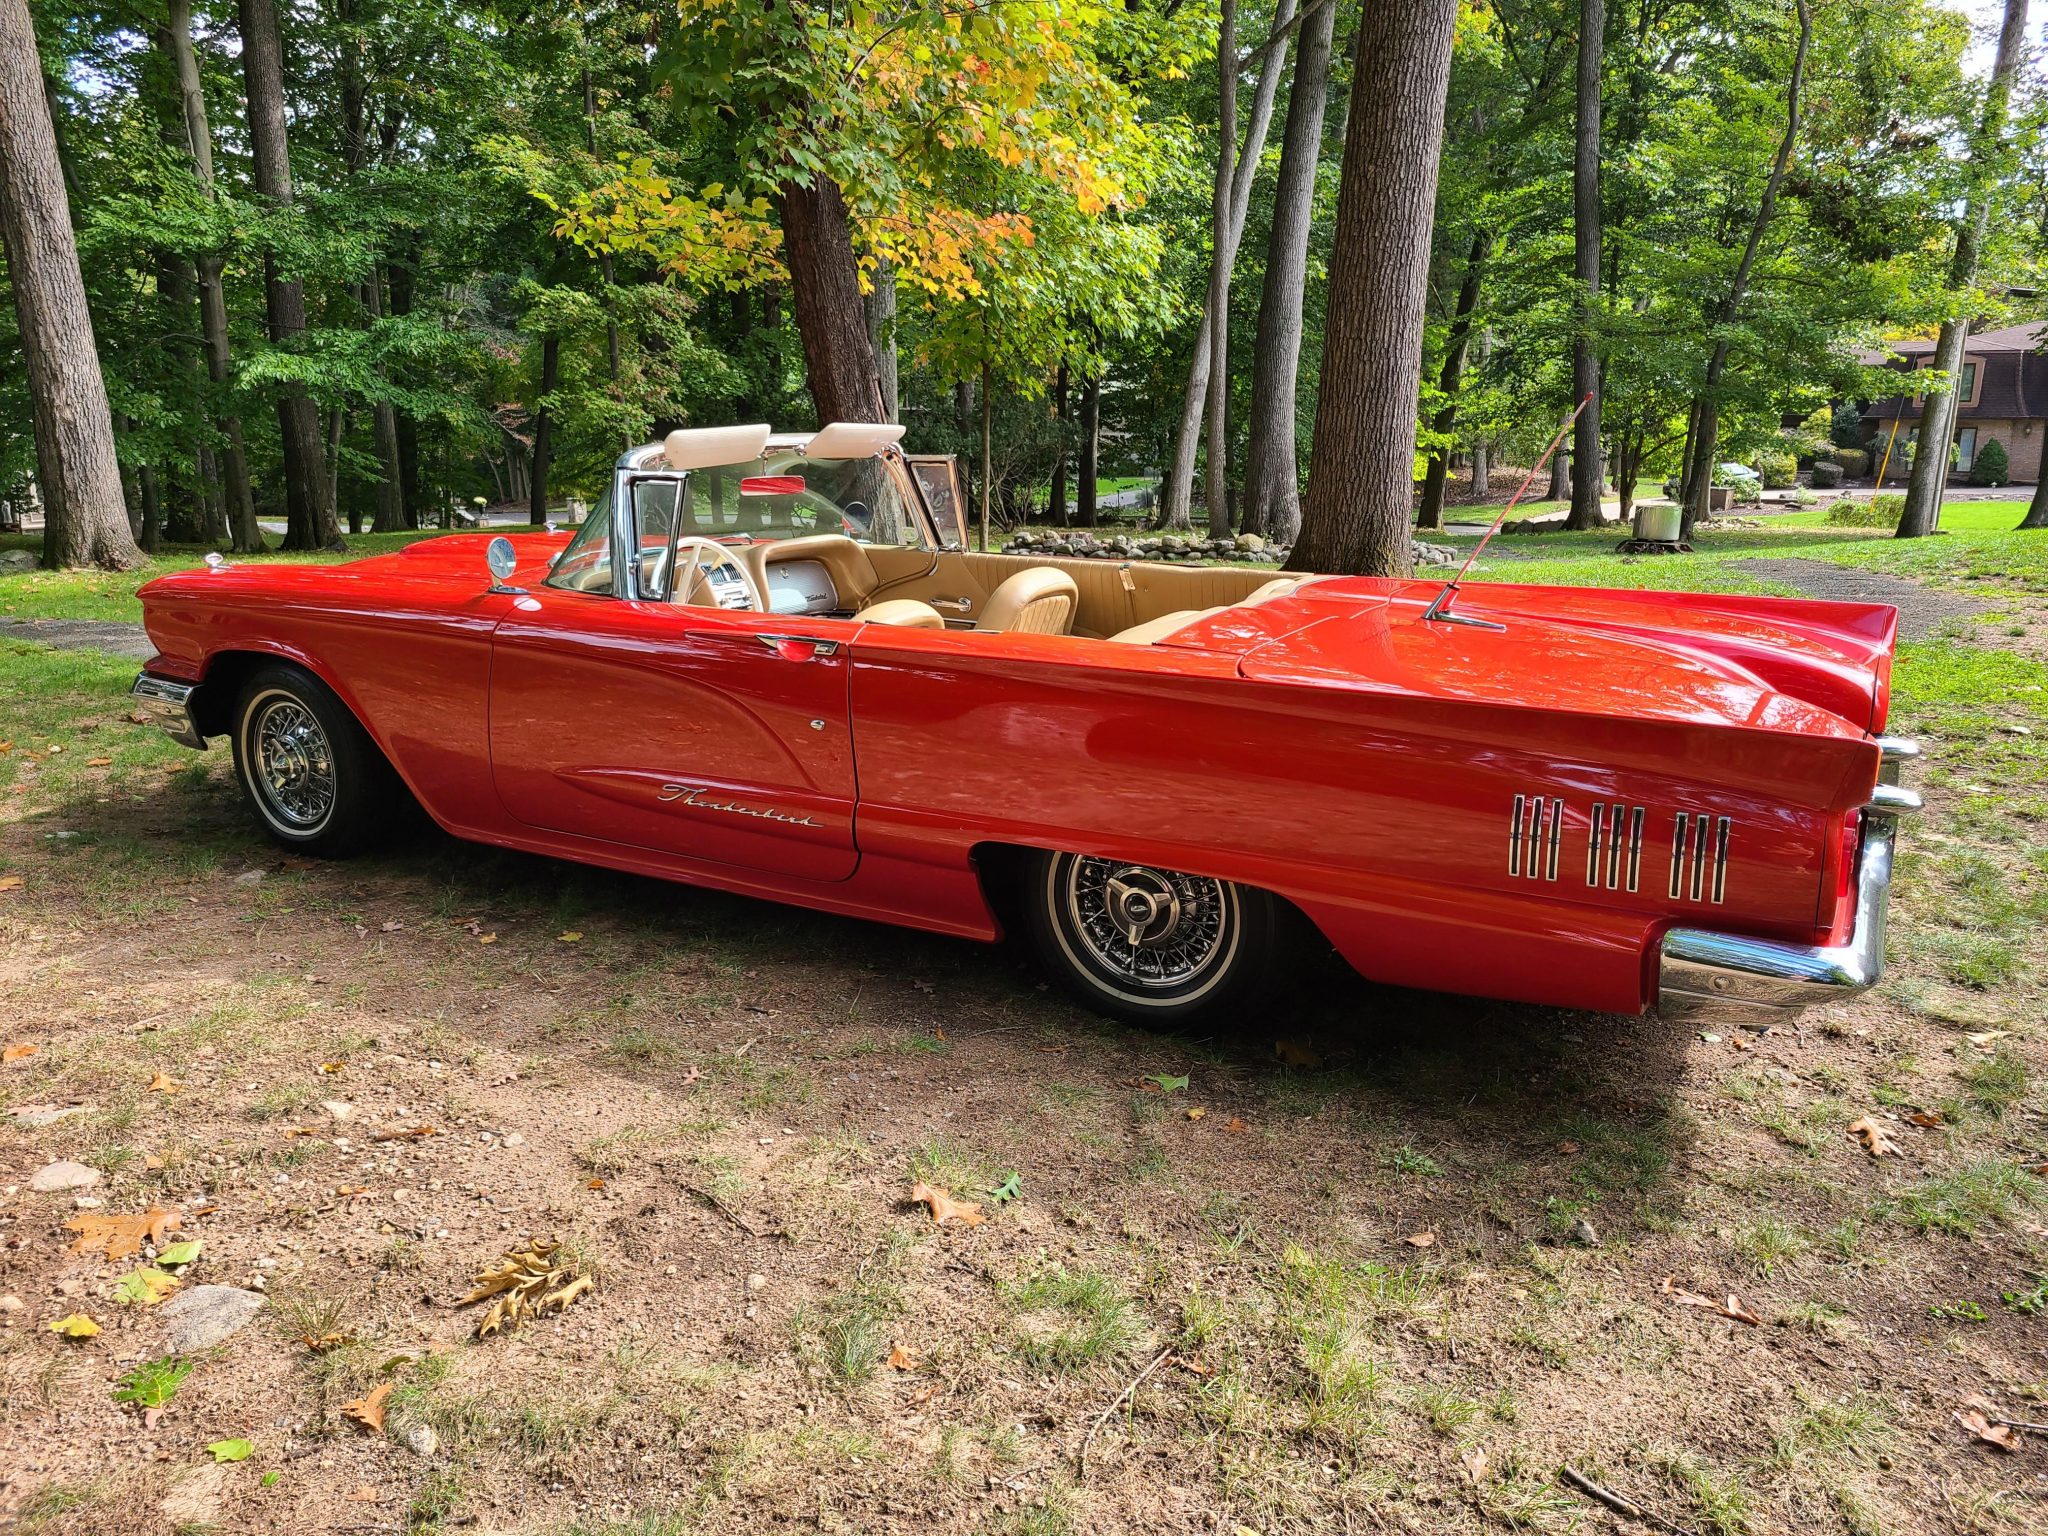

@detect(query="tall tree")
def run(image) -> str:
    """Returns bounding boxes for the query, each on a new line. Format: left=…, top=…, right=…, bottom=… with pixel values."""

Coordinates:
left=164, top=0, right=261, bottom=551
left=1897, top=0, right=2029, bottom=538
left=1415, top=227, right=1491, bottom=530
left=1563, top=0, right=1605, bottom=530
left=780, top=176, right=885, bottom=423
left=238, top=0, right=339, bottom=550
left=1242, top=0, right=1338, bottom=543
left=0, top=0, right=141, bottom=571
left=1288, top=0, right=1458, bottom=575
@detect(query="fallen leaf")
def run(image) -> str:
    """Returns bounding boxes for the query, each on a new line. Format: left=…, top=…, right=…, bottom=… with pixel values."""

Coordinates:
left=0, top=875, right=21, bottom=893
left=143, top=1153, right=164, bottom=1170
left=557, top=931, right=582, bottom=943
left=1660, top=1275, right=1762, bottom=1326
left=1955, top=1400, right=2018, bottom=1452
left=478, top=932, right=497, bottom=945
left=1847, top=1116, right=1901, bottom=1158
left=65, top=1206, right=181, bottom=1260
left=1965, top=1030, right=2007, bottom=1047
left=48, top=1312, right=100, bottom=1339
left=300, top=1331, right=351, bottom=1352
left=1223, top=1116, right=1248, bottom=1134
left=1459, top=1444, right=1489, bottom=1484
left=319, top=1061, right=345, bottom=1074
left=1557, top=1140, right=1581, bottom=1155
left=908, top=1181, right=985, bottom=1227
left=886, top=1343, right=920, bottom=1370
left=208, top=1438, right=253, bottom=1463
left=1185, top=1106, right=1207, bottom=1121
left=342, top=1381, right=392, bottom=1434
left=86, top=756, right=111, bottom=767
left=113, top=1268, right=181, bottom=1306
left=1272, top=1038, right=1323, bottom=1069
left=458, top=1239, right=595, bottom=1338
left=378, top=920, right=405, bottom=932
left=156, top=1239, right=202, bottom=1268
left=147, top=1070, right=182, bottom=1094
left=370, top=1125, right=439, bottom=1142
left=345, top=1485, right=381, bottom=1501
left=586, top=1178, right=605, bottom=1191
left=1908, top=1110, right=1945, bottom=1128
left=1142, top=1072, right=1189, bottom=1093
left=1404, top=1231, right=1437, bottom=1248
left=284, top=1126, right=321, bottom=1138
left=2, top=1042, right=36, bottom=1062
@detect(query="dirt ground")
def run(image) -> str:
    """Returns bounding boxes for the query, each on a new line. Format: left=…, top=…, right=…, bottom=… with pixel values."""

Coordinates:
left=1, top=598, right=2045, bottom=1535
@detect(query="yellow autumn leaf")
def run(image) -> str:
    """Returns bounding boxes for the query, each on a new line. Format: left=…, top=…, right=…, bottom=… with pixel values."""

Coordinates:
left=49, top=1312, right=101, bottom=1339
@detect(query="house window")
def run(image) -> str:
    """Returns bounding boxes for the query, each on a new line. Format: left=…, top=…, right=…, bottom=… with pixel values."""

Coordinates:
left=1957, top=428, right=1977, bottom=471
left=1960, top=361, right=1978, bottom=403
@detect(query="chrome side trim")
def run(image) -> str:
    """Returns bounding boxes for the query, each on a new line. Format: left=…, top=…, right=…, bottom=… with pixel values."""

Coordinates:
left=130, top=673, right=205, bottom=751
left=1659, top=812, right=1897, bottom=1026
left=1867, top=782, right=1922, bottom=816
left=1585, top=803, right=1605, bottom=885
left=1546, top=797, right=1563, bottom=881
left=1876, top=737, right=1920, bottom=786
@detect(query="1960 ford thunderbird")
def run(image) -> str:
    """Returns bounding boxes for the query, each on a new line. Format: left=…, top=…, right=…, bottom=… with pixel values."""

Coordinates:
left=131, top=422, right=1919, bottom=1027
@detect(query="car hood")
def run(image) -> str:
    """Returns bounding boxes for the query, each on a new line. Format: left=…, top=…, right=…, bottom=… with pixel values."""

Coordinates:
left=1158, top=577, right=1893, bottom=737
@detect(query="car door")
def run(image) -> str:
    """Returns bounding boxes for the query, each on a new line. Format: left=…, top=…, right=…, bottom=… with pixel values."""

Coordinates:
left=489, top=589, right=860, bottom=881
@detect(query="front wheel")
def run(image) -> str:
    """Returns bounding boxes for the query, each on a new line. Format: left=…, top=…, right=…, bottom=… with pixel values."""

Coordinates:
left=1022, top=851, right=1289, bottom=1026
left=229, top=664, right=394, bottom=857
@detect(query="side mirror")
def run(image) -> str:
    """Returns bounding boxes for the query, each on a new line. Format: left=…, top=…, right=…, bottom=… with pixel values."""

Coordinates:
left=486, top=536, right=523, bottom=593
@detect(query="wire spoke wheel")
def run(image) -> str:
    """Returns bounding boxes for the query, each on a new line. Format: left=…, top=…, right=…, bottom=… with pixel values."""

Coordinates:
left=250, top=696, right=336, bottom=829
left=1051, top=856, right=1241, bottom=1002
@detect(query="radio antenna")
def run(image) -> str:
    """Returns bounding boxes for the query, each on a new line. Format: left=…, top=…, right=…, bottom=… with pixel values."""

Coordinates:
left=1420, top=392, right=1594, bottom=629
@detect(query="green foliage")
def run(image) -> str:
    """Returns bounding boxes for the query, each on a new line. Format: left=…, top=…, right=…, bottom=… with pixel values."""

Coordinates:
left=1754, top=450, right=1797, bottom=489
left=1833, top=447, right=1869, bottom=478
left=1969, top=438, right=2010, bottom=486
left=1830, top=494, right=1905, bottom=528
left=1810, top=460, right=1843, bottom=489
left=1830, top=403, right=1865, bottom=449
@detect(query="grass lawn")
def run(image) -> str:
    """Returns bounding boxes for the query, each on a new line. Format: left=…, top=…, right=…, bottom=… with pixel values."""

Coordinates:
left=0, top=519, right=2043, bottom=1535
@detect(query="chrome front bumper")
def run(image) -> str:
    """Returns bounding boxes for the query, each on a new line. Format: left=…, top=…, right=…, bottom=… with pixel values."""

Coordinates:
left=1658, top=738, right=1919, bottom=1026
left=131, top=673, right=205, bottom=751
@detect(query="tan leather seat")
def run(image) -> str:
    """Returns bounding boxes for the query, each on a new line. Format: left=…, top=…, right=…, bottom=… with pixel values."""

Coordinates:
left=1107, top=607, right=1223, bottom=645
left=976, top=567, right=1078, bottom=635
left=852, top=598, right=945, bottom=630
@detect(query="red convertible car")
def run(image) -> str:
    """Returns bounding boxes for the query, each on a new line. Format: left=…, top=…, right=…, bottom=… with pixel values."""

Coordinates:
left=132, top=423, right=1919, bottom=1027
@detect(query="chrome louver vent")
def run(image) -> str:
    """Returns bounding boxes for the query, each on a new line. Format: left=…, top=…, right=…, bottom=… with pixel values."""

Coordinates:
left=1584, top=802, right=1645, bottom=891
left=1669, top=812, right=1732, bottom=904
left=1509, top=793, right=1565, bottom=881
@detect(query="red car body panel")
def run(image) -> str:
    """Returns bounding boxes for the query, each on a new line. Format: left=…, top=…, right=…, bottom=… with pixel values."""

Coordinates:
left=138, top=531, right=1898, bottom=1017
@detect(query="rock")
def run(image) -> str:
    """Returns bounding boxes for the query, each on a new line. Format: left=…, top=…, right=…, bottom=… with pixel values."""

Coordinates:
left=0, top=1294, right=23, bottom=1314
left=28, top=1161, right=101, bottom=1193
left=232, top=868, right=265, bottom=886
left=323, top=1100, right=354, bottom=1121
left=1234, top=533, right=1266, bottom=552
left=0, top=549, right=35, bottom=572
left=158, top=1285, right=265, bottom=1354
left=9, top=1103, right=89, bottom=1129
left=1569, top=1218, right=1600, bottom=1248
left=397, top=1421, right=438, bottom=1456
left=745, top=1272, right=768, bottom=1294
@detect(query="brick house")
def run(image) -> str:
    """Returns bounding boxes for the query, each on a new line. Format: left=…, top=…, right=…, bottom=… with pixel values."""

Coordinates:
left=1860, top=320, right=2047, bottom=484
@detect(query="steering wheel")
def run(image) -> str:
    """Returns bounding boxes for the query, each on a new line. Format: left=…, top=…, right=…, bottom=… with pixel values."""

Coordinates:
left=668, top=536, right=768, bottom=612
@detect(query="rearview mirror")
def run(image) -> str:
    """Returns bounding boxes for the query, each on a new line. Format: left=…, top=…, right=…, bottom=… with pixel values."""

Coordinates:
left=740, top=475, right=805, bottom=497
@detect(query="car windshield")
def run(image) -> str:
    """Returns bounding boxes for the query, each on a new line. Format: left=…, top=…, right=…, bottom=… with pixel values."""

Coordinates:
left=545, top=450, right=926, bottom=596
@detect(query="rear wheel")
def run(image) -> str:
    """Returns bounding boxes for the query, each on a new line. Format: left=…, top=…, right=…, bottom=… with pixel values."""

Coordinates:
left=1022, top=851, right=1288, bottom=1025
left=229, top=664, right=393, bottom=857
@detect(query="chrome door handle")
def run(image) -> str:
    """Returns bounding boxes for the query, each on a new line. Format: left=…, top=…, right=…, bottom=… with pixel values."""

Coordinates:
left=756, top=634, right=840, bottom=659
left=931, top=596, right=972, bottom=613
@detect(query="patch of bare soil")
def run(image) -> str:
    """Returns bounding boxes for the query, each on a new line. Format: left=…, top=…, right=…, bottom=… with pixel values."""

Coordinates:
left=1, top=636, right=2044, bottom=1535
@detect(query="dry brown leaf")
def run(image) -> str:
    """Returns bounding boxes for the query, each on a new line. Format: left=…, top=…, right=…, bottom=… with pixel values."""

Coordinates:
left=908, top=1182, right=985, bottom=1227
left=586, top=1178, right=605, bottom=1191
left=886, top=1343, right=920, bottom=1371
left=1459, top=1445, right=1489, bottom=1484
left=2, top=1042, right=36, bottom=1062
left=86, top=756, right=111, bottom=767
left=1404, top=1231, right=1437, bottom=1248
left=1847, top=1116, right=1900, bottom=1158
left=370, top=1125, right=439, bottom=1142
left=142, top=1152, right=164, bottom=1170
left=345, top=1486, right=381, bottom=1502
left=1955, top=1397, right=2018, bottom=1452
left=1223, top=1116, right=1248, bottom=1134
left=1557, top=1140, right=1581, bottom=1154
left=147, top=1070, right=182, bottom=1094
left=301, top=1331, right=352, bottom=1353
left=458, top=1239, right=594, bottom=1338
left=343, top=1381, right=392, bottom=1433
left=1660, top=1275, right=1762, bottom=1326
left=1272, top=1038, right=1323, bottom=1069
left=1907, top=1110, right=1945, bottom=1128
left=0, top=875, right=22, bottom=893
left=65, top=1206, right=181, bottom=1261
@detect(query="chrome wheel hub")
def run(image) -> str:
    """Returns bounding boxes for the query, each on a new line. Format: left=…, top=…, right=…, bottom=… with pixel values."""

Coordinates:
left=253, top=699, right=334, bottom=828
left=1064, top=858, right=1231, bottom=991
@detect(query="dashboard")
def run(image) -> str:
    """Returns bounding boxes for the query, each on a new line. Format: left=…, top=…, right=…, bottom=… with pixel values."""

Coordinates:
left=697, top=557, right=838, bottom=615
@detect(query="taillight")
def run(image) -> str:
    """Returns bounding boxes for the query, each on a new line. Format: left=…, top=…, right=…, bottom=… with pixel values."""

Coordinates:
left=1820, top=812, right=1860, bottom=942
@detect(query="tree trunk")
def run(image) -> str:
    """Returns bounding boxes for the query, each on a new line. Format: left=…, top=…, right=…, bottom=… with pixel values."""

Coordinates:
left=1682, top=0, right=1812, bottom=539
left=138, top=462, right=162, bottom=551
left=1897, top=0, right=2028, bottom=539
left=238, top=0, right=338, bottom=550
left=155, top=253, right=208, bottom=543
left=0, top=0, right=141, bottom=571
left=1416, top=228, right=1491, bottom=531
left=2020, top=472, right=2048, bottom=529
left=1158, top=0, right=1300, bottom=531
left=1287, top=0, right=1458, bottom=576
left=979, top=359, right=993, bottom=552
left=778, top=175, right=884, bottom=425
left=387, top=252, right=424, bottom=525
left=1548, top=452, right=1571, bottom=503
left=1049, top=361, right=1069, bottom=524
left=171, top=0, right=262, bottom=551
left=865, top=259, right=898, bottom=422
left=1076, top=371, right=1101, bottom=527
left=1242, top=0, right=1336, bottom=544
left=1564, top=0, right=1605, bottom=531
left=529, top=332, right=560, bottom=527
left=328, top=407, right=352, bottom=534
left=364, top=271, right=407, bottom=532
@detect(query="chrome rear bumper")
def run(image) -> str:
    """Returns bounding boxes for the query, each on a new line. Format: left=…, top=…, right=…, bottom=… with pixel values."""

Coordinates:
left=1658, top=739, right=1918, bottom=1027
left=131, top=673, right=205, bottom=751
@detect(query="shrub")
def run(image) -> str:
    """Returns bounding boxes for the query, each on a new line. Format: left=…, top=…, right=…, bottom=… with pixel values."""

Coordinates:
left=1830, top=403, right=1865, bottom=449
left=1834, top=446, right=1868, bottom=478
left=1826, top=494, right=1906, bottom=528
left=1810, top=460, right=1844, bottom=489
left=1754, top=449, right=1798, bottom=489
left=1970, top=438, right=2010, bottom=487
